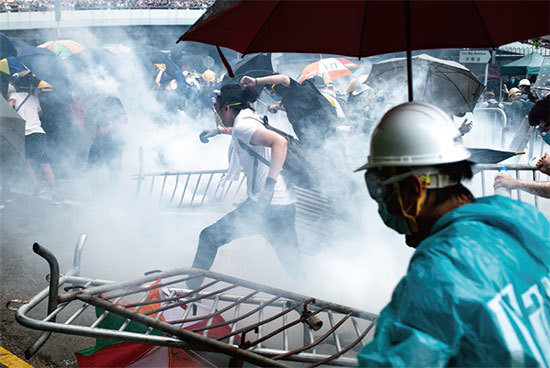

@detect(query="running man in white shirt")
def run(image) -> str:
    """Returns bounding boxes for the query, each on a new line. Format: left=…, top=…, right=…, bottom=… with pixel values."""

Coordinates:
left=188, top=84, right=303, bottom=289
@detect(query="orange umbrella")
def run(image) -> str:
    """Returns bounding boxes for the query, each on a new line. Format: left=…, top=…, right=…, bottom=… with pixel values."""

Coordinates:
left=297, top=57, right=359, bottom=83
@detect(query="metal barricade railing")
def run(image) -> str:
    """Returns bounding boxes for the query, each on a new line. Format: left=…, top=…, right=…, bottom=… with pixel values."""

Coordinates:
left=470, top=164, right=550, bottom=217
left=134, top=169, right=247, bottom=208
left=15, top=240, right=377, bottom=367
left=466, top=108, right=508, bottom=148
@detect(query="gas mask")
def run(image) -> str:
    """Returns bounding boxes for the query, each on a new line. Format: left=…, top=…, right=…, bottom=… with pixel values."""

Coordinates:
left=377, top=201, right=412, bottom=235
left=366, top=168, right=456, bottom=235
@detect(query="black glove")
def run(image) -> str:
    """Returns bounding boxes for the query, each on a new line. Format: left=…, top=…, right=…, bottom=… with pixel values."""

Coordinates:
left=458, top=119, right=473, bottom=136
left=199, top=128, right=220, bottom=143
left=257, top=177, right=276, bottom=207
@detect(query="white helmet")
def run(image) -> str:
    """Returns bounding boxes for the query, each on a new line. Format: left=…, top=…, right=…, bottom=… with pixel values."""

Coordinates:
left=356, top=102, right=470, bottom=170
left=519, top=79, right=531, bottom=87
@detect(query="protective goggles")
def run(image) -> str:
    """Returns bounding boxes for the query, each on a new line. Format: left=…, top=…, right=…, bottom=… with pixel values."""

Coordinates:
left=364, top=168, right=459, bottom=202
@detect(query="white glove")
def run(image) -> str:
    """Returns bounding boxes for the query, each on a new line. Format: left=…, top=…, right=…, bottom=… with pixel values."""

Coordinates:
left=257, top=177, right=276, bottom=207
left=199, top=128, right=220, bottom=143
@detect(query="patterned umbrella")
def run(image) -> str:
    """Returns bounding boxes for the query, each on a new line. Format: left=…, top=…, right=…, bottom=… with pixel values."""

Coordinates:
left=297, top=57, right=359, bottom=83
left=38, top=40, right=85, bottom=59
left=0, top=56, right=28, bottom=76
left=103, top=43, right=131, bottom=54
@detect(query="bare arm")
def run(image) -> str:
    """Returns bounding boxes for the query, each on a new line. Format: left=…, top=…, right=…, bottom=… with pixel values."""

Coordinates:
left=218, top=127, right=232, bottom=135
left=494, top=175, right=550, bottom=198
left=241, top=74, right=291, bottom=88
left=249, top=127, right=287, bottom=180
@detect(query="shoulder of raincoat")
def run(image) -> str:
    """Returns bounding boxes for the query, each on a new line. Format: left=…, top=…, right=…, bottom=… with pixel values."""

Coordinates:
left=357, top=196, right=550, bottom=367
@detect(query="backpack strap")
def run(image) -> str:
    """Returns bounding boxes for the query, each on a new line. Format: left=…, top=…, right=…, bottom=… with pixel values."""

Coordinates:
left=15, top=93, right=31, bottom=112
left=237, top=138, right=270, bottom=194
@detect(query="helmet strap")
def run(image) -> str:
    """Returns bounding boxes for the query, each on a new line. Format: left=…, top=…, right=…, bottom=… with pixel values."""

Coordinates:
left=393, top=173, right=429, bottom=233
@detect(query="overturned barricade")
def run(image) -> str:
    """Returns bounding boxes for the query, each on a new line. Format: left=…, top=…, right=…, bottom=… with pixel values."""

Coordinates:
left=14, top=236, right=377, bottom=367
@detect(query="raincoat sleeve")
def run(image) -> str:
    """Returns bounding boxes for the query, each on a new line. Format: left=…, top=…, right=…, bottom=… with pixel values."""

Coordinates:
left=357, top=253, right=461, bottom=367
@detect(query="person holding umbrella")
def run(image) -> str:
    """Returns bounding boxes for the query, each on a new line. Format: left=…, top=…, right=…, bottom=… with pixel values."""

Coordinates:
left=8, top=71, right=61, bottom=204
left=355, top=102, right=549, bottom=366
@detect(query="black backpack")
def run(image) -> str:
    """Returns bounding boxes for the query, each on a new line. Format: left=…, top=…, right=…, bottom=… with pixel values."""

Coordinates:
left=237, top=115, right=318, bottom=190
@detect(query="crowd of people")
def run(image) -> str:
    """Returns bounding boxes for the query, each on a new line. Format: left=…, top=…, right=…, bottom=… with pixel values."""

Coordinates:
left=0, top=0, right=213, bottom=12
left=2, top=37, right=549, bottom=365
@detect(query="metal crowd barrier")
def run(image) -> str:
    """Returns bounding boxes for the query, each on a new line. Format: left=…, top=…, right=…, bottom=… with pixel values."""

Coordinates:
left=470, top=164, right=550, bottom=216
left=14, top=237, right=377, bottom=367
left=466, top=107, right=509, bottom=148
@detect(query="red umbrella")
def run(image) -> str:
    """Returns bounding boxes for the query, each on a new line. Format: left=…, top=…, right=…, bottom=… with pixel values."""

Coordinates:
left=178, top=0, right=549, bottom=101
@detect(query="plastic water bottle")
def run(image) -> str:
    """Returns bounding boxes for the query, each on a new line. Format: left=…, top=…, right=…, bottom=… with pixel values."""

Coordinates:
left=494, top=167, right=512, bottom=197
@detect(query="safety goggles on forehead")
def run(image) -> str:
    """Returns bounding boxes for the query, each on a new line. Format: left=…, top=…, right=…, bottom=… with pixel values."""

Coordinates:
left=364, top=168, right=459, bottom=202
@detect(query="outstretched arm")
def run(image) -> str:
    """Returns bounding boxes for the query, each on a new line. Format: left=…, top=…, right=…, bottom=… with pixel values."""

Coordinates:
left=241, top=74, right=291, bottom=88
left=494, top=175, right=550, bottom=198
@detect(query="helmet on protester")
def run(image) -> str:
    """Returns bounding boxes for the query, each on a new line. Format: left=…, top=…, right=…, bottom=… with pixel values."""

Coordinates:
left=356, top=102, right=470, bottom=171
left=508, top=87, right=521, bottom=99
left=202, top=69, right=215, bottom=82
left=37, top=80, right=52, bottom=92
left=356, top=102, right=471, bottom=237
left=519, top=79, right=531, bottom=87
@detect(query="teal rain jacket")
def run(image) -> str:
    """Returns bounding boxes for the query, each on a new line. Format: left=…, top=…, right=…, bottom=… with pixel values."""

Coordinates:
left=358, top=196, right=550, bottom=367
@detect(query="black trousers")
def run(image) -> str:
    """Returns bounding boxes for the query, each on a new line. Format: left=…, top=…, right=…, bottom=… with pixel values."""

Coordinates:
left=189, top=199, right=302, bottom=288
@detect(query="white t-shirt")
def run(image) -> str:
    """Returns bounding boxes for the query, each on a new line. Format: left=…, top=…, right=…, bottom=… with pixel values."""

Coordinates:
left=8, top=91, right=44, bottom=135
left=231, top=108, right=296, bottom=206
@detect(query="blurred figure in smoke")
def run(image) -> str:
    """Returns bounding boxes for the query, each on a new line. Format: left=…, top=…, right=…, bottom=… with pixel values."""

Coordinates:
left=188, top=84, right=302, bottom=289
left=8, top=72, right=61, bottom=203
left=356, top=102, right=549, bottom=366
left=479, top=91, right=503, bottom=109
left=504, top=86, right=535, bottom=129
left=518, top=78, right=536, bottom=103
left=85, top=93, right=127, bottom=196
left=308, top=76, right=347, bottom=119
left=240, top=73, right=337, bottom=150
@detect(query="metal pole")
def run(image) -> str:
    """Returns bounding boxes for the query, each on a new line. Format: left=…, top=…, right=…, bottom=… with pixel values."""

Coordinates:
left=404, top=0, right=413, bottom=101
left=54, top=0, right=61, bottom=39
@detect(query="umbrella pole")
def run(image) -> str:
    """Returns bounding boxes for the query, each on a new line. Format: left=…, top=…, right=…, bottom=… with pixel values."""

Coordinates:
left=404, top=0, right=413, bottom=102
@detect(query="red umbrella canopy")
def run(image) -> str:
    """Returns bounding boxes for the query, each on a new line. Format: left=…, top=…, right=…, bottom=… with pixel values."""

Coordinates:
left=178, top=0, right=549, bottom=57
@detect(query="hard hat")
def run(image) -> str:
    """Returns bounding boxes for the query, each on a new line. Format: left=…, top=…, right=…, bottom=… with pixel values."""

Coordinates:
left=507, top=87, right=521, bottom=99
left=356, top=102, right=470, bottom=170
left=519, top=79, right=531, bottom=87
left=202, top=69, right=215, bottom=82
left=37, top=80, right=52, bottom=92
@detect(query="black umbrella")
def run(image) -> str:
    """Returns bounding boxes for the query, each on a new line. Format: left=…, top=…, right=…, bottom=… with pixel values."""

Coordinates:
left=0, top=32, right=17, bottom=59
left=467, top=148, right=524, bottom=164
left=16, top=46, right=70, bottom=90
left=6, top=36, right=32, bottom=56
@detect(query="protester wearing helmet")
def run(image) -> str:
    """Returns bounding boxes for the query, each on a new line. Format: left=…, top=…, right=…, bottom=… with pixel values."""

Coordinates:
left=356, top=102, right=550, bottom=366
left=188, top=84, right=303, bottom=289
left=507, top=87, right=521, bottom=101
left=519, top=78, right=536, bottom=102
